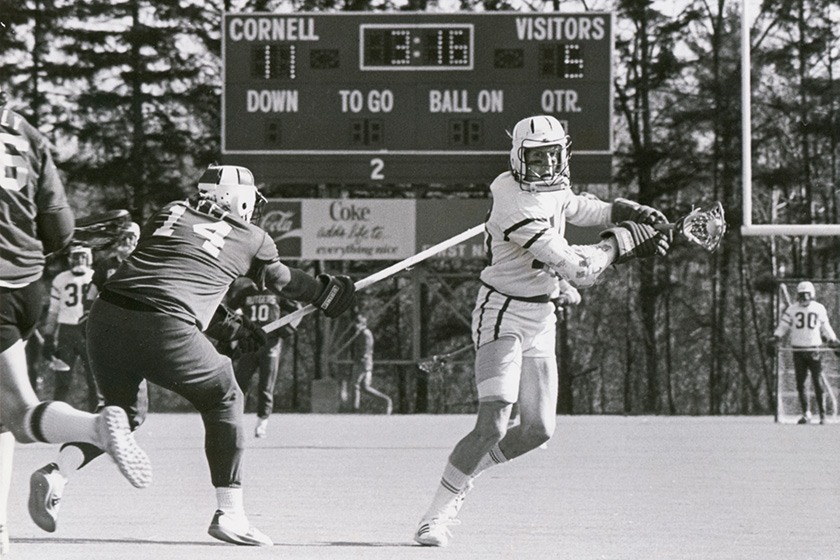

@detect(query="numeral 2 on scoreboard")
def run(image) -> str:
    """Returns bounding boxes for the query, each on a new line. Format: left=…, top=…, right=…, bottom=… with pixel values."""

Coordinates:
left=370, top=158, right=384, bottom=181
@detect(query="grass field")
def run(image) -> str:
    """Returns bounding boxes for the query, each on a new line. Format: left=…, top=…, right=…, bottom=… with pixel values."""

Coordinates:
left=5, top=414, right=839, bottom=560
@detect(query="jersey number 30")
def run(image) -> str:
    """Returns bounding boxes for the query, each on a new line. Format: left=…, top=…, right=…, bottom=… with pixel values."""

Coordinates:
left=152, top=204, right=232, bottom=258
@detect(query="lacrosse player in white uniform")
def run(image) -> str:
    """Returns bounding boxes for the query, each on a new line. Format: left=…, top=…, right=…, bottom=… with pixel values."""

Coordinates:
left=414, top=115, right=672, bottom=547
left=42, top=245, right=100, bottom=409
left=772, top=281, right=839, bottom=424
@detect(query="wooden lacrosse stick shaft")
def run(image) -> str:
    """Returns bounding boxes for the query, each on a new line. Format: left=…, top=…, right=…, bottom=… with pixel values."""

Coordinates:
left=262, top=224, right=484, bottom=335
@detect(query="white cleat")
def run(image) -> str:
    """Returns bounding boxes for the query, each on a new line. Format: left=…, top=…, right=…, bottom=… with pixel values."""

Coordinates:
left=96, top=406, right=152, bottom=488
left=415, top=480, right=473, bottom=547
left=208, top=510, right=273, bottom=547
left=28, top=463, right=67, bottom=532
left=414, top=516, right=461, bottom=547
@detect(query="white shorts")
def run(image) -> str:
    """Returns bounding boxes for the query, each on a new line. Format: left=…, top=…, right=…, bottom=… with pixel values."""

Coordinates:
left=471, top=284, right=557, bottom=401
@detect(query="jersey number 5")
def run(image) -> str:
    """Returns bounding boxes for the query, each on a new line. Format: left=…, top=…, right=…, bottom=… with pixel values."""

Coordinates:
left=153, top=205, right=233, bottom=258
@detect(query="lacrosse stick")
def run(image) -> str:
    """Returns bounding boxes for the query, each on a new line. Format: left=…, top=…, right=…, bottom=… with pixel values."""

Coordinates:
left=654, top=201, right=726, bottom=252
left=262, top=224, right=484, bottom=335
left=416, top=344, right=474, bottom=374
left=73, top=209, right=133, bottom=249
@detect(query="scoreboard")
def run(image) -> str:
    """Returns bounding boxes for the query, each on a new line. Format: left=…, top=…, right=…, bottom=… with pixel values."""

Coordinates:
left=222, top=12, right=613, bottom=184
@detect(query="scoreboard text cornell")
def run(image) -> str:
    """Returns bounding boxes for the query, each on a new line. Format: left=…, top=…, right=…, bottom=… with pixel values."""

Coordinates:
left=222, top=12, right=613, bottom=184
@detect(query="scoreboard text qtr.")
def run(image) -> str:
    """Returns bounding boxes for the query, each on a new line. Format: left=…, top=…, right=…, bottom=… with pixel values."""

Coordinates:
left=222, top=12, right=614, bottom=184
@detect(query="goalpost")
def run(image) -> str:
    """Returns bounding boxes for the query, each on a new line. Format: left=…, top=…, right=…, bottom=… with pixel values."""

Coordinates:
left=774, top=281, right=840, bottom=424
left=736, top=1, right=840, bottom=423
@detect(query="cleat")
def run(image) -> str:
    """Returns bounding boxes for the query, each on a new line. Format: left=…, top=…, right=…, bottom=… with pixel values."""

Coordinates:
left=96, top=406, right=152, bottom=488
left=797, top=412, right=812, bottom=425
left=28, top=463, right=66, bottom=532
left=819, top=413, right=826, bottom=425
left=415, top=480, right=472, bottom=547
left=208, top=510, right=273, bottom=547
left=254, top=417, right=268, bottom=438
left=414, top=516, right=460, bottom=547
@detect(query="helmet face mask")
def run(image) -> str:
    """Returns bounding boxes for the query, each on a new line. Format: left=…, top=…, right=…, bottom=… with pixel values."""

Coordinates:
left=509, top=115, right=570, bottom=192
left=197, top=165, right=263, bottom=223
left=69, top=246, right=92, bottom=275
left=796, top=281, right=815, bottom=304
left=115, top=222, right=140, bottom=259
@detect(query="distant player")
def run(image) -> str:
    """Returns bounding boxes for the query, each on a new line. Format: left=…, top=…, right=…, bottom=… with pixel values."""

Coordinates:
left=42, top=245, right=101, bottom=410
left=414, top=115, right=671, bottom=547
left=349, top=314, right=392, bottom=415
left=227, top=277, right=302, bottom=438
left=28, top=164, right=355, bottom=547
left=0, top=89, right=150, bottom=558
left=772, top=281, right=839, bottom=424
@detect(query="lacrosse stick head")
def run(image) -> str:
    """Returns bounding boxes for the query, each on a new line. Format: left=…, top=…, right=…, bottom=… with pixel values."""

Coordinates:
left=675, top=201, right=726, bottom=252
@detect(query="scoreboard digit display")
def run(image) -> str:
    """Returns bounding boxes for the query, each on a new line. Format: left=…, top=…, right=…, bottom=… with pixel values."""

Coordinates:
left=222, top=12, right=613, bottom=184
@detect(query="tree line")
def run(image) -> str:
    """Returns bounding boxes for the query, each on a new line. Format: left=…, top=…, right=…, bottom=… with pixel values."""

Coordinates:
left=1, top=0, right=837, bottom=415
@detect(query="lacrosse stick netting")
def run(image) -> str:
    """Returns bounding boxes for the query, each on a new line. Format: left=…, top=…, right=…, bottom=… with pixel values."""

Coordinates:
left=416, top=344, right=476, bottom=413
left=656, top=201, right=726, bottom=252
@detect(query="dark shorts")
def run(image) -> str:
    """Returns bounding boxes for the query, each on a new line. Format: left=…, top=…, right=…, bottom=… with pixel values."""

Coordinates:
left=0, top=281, right=45, bottom=352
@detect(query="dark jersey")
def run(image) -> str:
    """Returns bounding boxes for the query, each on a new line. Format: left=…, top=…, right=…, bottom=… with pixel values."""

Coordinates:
left=105, top=200, right=279, bottom=330
left=91, top=255, right=122, bottom=291
left=0, top=107, right=70, bottom=287
left=231, top=286, right=282, bottom=326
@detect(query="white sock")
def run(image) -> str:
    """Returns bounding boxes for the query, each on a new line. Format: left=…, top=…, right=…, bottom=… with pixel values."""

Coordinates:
left=472, top=443, right=509, bottom=477
left=216, top=486, right=245, bottom=516
left=30, top=402, right=98, bottom=445
left=425, top=462, right=470, bottom=517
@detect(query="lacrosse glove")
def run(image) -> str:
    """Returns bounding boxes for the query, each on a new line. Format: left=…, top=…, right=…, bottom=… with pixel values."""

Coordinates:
left=206, top=304, right=268, bottom=355
left=611, top=198, right=668, bottom=226
left=601, top=221, right=670, bottom=264
left=312, top=274, right=355, bottom=318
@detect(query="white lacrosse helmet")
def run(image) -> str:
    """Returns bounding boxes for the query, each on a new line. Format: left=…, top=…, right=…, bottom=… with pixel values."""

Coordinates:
left=796, top=281, right=815, bottom=303
left=69, top=245, right=92, bottom=275
left=197, top=165, right=263, bottom=222
left=115, top=221, right=140, bottom=258
left=509, top=115, right=570, bottom=192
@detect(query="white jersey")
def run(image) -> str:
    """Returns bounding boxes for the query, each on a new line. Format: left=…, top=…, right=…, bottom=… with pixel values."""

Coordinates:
left=49, top=269, right=93, bottom=325
left=774, top=301, right=837, bottom=348
left=479, top=172, right=613, bottom=298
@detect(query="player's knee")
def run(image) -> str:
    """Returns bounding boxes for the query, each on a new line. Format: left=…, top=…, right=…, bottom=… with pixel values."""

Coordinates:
left=472, top=414, right=508, bottom=445
left=520, top=422, right=554, bottom=449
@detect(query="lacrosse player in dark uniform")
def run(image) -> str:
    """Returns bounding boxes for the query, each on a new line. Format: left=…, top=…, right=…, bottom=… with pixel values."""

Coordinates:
left=28, top=164, right=355, bottom=547
left=0, top=90, right=150, bottom=557
left=226, top=277, right=302, bottom=438
left=415, top=115, right=671, bottom=547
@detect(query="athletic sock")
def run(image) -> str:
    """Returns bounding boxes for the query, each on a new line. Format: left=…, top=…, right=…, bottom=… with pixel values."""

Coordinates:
left=472, top=442, right=509, bottom=477
left=27, top=402, right=98, bottom=445
left=425, top=462, right=470, bottom=518
left=216, top=486, right=245, bottom=517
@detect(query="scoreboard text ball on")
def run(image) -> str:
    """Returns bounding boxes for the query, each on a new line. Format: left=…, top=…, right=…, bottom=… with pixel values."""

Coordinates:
left=222, top=12, right=614, bottom=184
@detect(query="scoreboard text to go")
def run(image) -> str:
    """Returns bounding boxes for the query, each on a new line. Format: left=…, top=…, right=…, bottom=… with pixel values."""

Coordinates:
left=222, top=12, right=614, bottom=184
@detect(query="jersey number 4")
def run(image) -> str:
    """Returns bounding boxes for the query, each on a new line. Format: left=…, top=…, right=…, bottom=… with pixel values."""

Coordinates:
left=152, top=204, right=232, bottom=258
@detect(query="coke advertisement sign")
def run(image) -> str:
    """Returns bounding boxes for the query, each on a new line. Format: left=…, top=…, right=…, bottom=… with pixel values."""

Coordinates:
left=259, top=200, right=302, bottom=258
